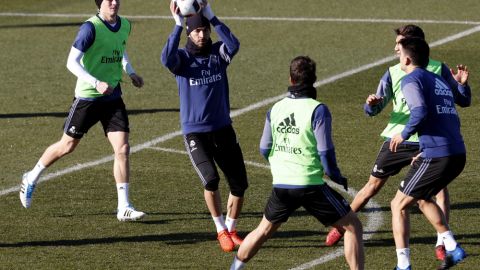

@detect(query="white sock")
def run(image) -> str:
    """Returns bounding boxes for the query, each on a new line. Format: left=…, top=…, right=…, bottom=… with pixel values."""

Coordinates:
left=116, top=183, right=130, bottom=209
left=27, top=161, right=46, bottom=185
left=212, top=215, right=227, bottom=233
left=225, top=216, right=238, bottom=232
left=396, top=248, right=410, bottom=269
left=436, top=232, right=444, bottom=247
left=439, top=230, right=457, bottom=251
left=230, top=256, right=246, bottom=270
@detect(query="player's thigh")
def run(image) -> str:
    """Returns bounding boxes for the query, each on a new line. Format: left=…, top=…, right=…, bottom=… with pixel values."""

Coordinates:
left=264, top=188, right=301, bottom=224
left=184, top=133, right=220, bottom=187
left=371, top=141, right=419, bottom=178
left=100, top=98, right=130, bottom=135
left=399, top=154, right=465, bottom=199
left=303, top=185, right=351, bottom=227
left=213, top=125, right=248, bottom=192
left=64, top=98, right=101, bottom=139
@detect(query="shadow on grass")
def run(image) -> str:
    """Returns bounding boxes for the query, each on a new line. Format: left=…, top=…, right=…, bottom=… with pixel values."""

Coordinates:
left=0, top=22, right=83, bottom=29
left=361, top=201, right=480, bottom=214
left=0, top=230, right=323, bottom=248
left=0, top=108, right=180, bottom=119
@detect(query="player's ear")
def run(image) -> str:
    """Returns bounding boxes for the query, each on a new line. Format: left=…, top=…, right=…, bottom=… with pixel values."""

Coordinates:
left=289, top=76, right=295, bottom=85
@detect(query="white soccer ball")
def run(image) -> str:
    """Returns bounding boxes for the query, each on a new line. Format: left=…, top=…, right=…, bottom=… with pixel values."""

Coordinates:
left=176, top=0, right=203, bottom=17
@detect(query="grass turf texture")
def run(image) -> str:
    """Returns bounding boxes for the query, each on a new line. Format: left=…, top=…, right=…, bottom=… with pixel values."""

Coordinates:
left=1, top=1, right=479, bottom=269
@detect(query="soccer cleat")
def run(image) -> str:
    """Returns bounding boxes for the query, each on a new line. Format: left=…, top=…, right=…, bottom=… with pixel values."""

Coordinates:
left=217, top=229, right=235, bottom=252
left=19, top=173, right=36, bottom=208
left=325, top=227, right=344, bottom=246
left=438, top=245, right=467, bottom=270
left=116, top=206, right=146, bottom=221
left=393, top=266, right=411, bottom=270
left=435, top=245, right=446, bottom=261
left=229, top=230, right=243, bottom=246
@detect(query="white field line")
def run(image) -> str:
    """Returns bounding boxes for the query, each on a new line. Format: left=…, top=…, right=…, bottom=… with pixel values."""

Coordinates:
left=0, top=12, right=480, bottom=25
left=1, top=24, right=479, bottom=198
left=148, top=146, right=383, bottom=270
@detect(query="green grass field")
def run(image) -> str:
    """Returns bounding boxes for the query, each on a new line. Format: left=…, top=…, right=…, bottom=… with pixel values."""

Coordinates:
left=1, top=1, right=479, bottom=269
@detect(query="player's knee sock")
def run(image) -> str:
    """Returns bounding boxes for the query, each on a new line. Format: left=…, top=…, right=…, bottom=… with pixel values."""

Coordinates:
left=396, top=248, right=410, bottom=269
left=439, top=230, right=457, bottom=251
left=212, top=215, right=227, bottom=233
left=116, top=183, right=130, bottom=209
left=225, top=216, right=238, bottom=232
left=230, top=256, right=245, bottom=270
left=436, top=232, right=444, bottom=247
left=27, top=161, right=46, bottom=185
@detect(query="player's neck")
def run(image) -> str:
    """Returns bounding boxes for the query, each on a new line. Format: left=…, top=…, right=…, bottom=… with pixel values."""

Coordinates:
left=99, top=12, right=117, bottom=24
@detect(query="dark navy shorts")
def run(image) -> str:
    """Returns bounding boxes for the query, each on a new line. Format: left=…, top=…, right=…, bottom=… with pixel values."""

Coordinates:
left=184, top=125, right=248, bottom=197
left=371, top=141, right=420, bottom=179
left=264, top=185, right=351, bottom=226
left=399, top=154, right=466, bottom=199
left=63, top=97, right=129, bottom=139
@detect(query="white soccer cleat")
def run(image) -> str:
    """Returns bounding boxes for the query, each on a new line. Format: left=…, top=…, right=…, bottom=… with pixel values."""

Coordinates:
left=19, top=173, right=36, bottom=208
left=117, top=206, right=146, bottom=221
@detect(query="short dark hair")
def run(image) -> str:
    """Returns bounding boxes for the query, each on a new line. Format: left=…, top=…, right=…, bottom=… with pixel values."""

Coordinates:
left=289, top=56, right=317, bottom=86
left=399, top=37, right=430, bottom=68
left=95, top=0, right=103, bottom=8
left=394, top=24, right=425, bottom=40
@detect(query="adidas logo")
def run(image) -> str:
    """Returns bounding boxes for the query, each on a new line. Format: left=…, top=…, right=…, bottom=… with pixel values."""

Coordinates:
left=190, top=62, right=199, bottom=68
left=276, top=113, right=299, bottom=134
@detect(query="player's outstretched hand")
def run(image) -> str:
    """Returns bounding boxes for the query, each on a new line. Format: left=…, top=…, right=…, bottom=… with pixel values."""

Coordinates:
left=170, top=0, right=184, bottom=26
left=450, top=64, right=469, bottom=86
left=201, top=0, right=214, bottom=20
left=130, top=73, right=144, bottom=88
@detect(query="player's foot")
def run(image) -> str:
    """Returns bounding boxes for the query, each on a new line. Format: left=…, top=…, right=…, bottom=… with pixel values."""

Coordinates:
left=19, top=173, right=36, bottom=208
left=438, top=245, right=467, bottom=270
left=393, top=266, right=411, bottom=270
left=325, top=227, right=344, bottom=246
left=229, top=230, right=243, bottom=246
left=217, top=229, right=235, bottom=252
left=435, top=245, right=446, bottom=261
left=117, top=206, right=146, bottom=221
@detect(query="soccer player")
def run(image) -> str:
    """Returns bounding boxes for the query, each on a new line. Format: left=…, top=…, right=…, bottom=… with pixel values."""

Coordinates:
left=161, top=1, right=248, bottom=252
left=230, top=56, right=364, bottom=270
left=390, top=37, right=467, bottom=270
left=19, top=0, right=146, bottom=222
left=325, top=25, right=471, bottom=261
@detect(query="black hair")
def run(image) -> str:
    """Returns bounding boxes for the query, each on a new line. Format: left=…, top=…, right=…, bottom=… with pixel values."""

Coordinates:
left=399, top=37, right=430, bottom=68
left=95, top=0, right=103, bottom=8
left=394, top=24, right=425, bottom=40
left=289, top=56, right=317, bottom=86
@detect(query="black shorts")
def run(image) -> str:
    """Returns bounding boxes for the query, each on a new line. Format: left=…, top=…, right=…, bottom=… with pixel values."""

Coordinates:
left=63, top=98, right=129, bottom=139
left=184, top=125, right=248, bottom=196
left=371, top=141, right=420, bottom=178
left=399, top=154, right=466, bottom=199
left=264, top=185, right=351, bottom=226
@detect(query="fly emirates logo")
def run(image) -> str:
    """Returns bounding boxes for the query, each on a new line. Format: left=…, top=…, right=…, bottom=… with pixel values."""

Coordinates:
left=189, top=70, right=222, bottom=86
left=434, top=78, right=458, bottom=115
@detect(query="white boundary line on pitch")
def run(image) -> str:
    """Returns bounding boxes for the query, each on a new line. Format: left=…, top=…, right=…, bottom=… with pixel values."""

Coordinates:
left=0, top=12, right=480, bottom=25
left=148, top=146, right=383, bottom=270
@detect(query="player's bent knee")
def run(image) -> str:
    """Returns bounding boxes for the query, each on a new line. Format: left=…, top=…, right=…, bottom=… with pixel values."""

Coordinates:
left=204, top=178, right=220, bottom=191
left=230, top=181, right=248, bottom=197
